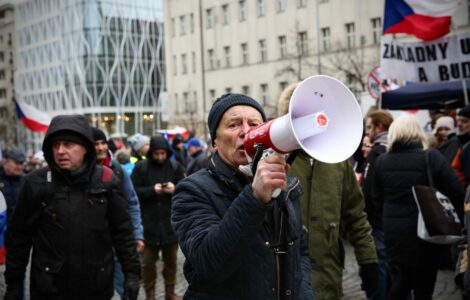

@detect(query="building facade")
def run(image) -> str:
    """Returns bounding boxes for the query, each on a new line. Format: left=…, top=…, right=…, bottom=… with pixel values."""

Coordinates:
left=14, top=0, right=165, bottom=151
left=164, top=0, right=470, bottom=138
left=0, top=2, right=16, bottom=149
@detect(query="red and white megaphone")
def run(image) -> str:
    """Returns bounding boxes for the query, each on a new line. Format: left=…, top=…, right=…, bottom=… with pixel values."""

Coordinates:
left=243, top=75, right=363, bottom=196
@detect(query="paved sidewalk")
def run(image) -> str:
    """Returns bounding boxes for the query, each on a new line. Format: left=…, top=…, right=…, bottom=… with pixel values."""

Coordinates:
left=0, top=243, right=462, bottom=299
left=341, top=242, right=461, bottom=300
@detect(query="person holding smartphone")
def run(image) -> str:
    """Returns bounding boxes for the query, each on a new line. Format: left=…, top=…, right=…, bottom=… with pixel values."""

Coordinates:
left=131, top=135, right=185, bottom=300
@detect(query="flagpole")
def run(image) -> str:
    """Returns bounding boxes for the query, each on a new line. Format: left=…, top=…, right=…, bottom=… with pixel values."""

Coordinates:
left=463, top=80, right=469, bottom=106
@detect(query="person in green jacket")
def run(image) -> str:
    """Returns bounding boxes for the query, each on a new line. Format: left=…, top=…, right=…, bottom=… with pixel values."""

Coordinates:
left=278, top=82, right=379, bottom=300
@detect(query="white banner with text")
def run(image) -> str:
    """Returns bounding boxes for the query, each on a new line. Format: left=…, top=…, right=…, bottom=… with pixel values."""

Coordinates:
left=380, top=32, right=470, bottom=83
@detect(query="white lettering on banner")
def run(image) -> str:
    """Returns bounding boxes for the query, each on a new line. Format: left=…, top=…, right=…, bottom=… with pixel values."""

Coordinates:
left=380, top=32, right=470, bottom=82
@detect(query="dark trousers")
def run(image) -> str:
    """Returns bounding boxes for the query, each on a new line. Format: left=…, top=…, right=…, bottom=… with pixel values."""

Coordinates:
left=387, top=263, right=438, bottom=300
left=141, top=242, right=179, bottom=291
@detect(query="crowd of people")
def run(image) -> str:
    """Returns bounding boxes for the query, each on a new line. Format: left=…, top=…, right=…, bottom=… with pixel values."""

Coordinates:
left=0, top=90, right=469, bottom=300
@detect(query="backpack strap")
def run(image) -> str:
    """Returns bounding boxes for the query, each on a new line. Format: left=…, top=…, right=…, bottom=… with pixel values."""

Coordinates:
left=101, top=165, right=113, bottom=184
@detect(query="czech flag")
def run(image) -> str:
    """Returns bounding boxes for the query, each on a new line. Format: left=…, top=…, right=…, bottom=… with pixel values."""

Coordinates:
left=0, top=192, right=6, bottom=265
left=14, top=99, right=51, bottom=133
left=383, top=0, right=459, bottom=41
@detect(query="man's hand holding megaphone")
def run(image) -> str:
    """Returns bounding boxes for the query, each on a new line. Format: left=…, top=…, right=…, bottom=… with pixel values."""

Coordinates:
left=251, top=154, right=290, bottom=203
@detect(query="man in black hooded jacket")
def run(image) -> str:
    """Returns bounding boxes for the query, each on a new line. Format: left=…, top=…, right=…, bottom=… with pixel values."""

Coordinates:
left=131, top=135, right=185, bottom=300
left=4, top=114, right=140, bottom=300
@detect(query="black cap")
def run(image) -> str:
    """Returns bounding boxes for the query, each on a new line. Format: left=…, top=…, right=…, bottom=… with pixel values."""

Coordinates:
left=458, top=105, right=470, bottom=119
left=207, top=93, right=266, bottom=145
left=49, top=130, right=89, bottom=148
left=3, top=148, right=26, bottom=163
left=91, top=127, right=107, bottom=142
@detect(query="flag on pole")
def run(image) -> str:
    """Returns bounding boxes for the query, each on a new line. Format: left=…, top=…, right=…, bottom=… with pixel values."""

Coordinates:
left=14, top=99, right=51, bottom=133
left=383, top=0, right=459, bottom=41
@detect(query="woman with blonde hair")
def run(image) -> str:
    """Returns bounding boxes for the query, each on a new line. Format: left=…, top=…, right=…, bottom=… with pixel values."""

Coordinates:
left=372, top=114, right=464, bottom=299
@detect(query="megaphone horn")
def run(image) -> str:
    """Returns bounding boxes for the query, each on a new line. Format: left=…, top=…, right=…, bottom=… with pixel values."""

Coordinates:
left=243, top=75, right=363, bottom=196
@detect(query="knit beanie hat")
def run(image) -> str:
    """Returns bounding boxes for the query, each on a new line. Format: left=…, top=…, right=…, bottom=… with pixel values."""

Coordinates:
left=207, top=93, right=266, bottom=145
left=49, top=130, right=89, bottom=148
left=458, top=105, right=470, bottom=119
left=129, top=133, right=150, bottom=152
left=91, top=127, right=107, bottom=142
left=433, top=116, right=455, bottom=134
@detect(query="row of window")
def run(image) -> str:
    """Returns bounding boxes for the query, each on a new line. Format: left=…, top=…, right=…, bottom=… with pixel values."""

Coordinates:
left=173, top=81, right=291, bottom=114
left=171, top=17, right=381, bottom=76
left=171, top=0, right=308, bottom=37
left=172, top=33, right=307, bottom=76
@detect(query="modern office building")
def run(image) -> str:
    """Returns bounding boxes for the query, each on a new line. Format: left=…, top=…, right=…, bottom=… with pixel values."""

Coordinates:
left=0, top=2, right=16, bottom=149
left=164, top=0, right=470, bottom=137
left=14, top=0, right=165, bottom=151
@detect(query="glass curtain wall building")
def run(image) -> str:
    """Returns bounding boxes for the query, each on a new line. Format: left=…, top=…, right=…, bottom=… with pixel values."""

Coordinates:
left=15, top=0, right=164, bottom=151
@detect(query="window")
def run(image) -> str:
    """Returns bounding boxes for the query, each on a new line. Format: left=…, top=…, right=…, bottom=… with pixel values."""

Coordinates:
left=239, top=0, right=247, bottom=21
left=181, top=53, right=187, bottom=74
left=241, top=43, right=248, bottom=64
left=242, top=85, right=250, bottom=95
left=0, top=89, right=7, bottom=98
left=190, top=13, right=194, bottom=33
left=208, top=49, right=215, bottom=69
left=258, top=0, right=266, bottom=17
left=259, top=39, right=267, bottom=61
left=193, top=91, right=198, bottom=104
left=259, top=84, right=268, bottom=105
left=371, top=18, right=381, bottom=45
left=279, top=81, right=288, bottom=92
left=174, top=93, right=179, bottom=113
left=224, top=46, right=231, bottom=67
left=183, top=92, right=189, bottom=111
left=225, top=87, right=232, bottom=93
left=180, top=15, right=186, bottom=35
left=192, top=51, right=196, bottom=73
left=321, top=27, right=330, bottom=52
left=206, top=9, right=213, bottom=29
left=278, top=35, right=287, bottom=58
left=0, top=70, right=5, bottom=80
left=345, top=22, right=355, bottom=49
left=222, top=4, right=229, bottom=25
left=277, top=0, right=285, bottom=12
left=209, top=89, right=216, bottom=100
left=298, top=31, right=308, bottom=55
left=171, top=18, right=175, bottom=37
left=298, top=0, right=307, bottom=8
left=172, top=55, right=177, bottom=75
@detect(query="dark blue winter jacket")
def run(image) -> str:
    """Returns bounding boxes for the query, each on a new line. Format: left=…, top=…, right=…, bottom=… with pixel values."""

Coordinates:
left=171, top=153, right=314, bottom=300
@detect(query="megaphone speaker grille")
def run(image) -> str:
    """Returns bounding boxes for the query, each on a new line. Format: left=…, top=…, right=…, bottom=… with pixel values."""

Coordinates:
left=289, top=75, right=363, bottom=163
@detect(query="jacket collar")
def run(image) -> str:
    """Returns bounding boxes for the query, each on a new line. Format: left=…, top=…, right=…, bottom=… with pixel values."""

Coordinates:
left=209, top=152, right=251, bottom=194
left=389, top=140, right=423, bottom=152
left=373, top=131, right=388, bottom=146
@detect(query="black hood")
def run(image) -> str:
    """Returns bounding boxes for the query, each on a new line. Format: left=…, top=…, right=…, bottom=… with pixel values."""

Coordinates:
left=42, top=114, right=96, bottom=170
left=148, top=135, right=173, bottom=160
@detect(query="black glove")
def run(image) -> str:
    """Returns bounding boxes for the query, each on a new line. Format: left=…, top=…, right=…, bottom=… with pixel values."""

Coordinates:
left=4, top=282, right=22, bottom=300
left=359, top=263, right=379, bottom=297
left=124, top=273, right=140, bottom=300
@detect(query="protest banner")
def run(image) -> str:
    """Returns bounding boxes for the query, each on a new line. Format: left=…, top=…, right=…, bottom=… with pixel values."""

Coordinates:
left=380, top=31, right=470, bottom=82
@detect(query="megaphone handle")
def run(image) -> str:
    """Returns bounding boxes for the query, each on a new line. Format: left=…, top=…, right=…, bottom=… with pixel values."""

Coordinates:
left=251, top=144, right=265, bottom=175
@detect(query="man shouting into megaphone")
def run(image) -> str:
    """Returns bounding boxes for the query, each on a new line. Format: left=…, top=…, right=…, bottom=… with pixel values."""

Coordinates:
left=171, top=93, right=314, bottom=300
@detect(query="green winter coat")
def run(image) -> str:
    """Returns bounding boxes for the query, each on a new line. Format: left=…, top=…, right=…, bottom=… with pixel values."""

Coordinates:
left=289, top=151, right=377, bottom=300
